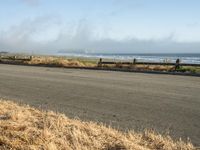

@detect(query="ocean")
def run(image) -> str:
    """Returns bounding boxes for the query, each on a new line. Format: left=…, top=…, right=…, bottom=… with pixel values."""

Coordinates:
left=57, top=53, right=200, bottom=64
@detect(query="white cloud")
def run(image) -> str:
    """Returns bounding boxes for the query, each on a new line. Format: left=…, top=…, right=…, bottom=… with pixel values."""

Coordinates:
left=0, top=16, right=200, bottom=54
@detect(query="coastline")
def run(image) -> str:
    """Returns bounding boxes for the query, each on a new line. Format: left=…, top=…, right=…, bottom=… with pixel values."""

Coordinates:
left=1, top=54, right=200, bottom=76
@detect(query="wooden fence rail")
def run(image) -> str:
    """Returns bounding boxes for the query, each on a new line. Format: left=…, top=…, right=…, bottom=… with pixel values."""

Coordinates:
left=98, top=58, right=200, bottom=70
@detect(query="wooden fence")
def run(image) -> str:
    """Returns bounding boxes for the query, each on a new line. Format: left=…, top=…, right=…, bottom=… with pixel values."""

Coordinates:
left=98, top=58, right=200, bottom=70
left=1, top=55, right=200, bottom=72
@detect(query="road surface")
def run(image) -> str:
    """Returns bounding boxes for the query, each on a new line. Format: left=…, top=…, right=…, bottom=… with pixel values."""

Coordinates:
left=0, top=64, right=200, bottom=145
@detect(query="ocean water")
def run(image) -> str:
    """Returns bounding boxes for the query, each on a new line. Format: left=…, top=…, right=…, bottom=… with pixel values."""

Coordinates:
left=57, top=53, right=200, bottom=64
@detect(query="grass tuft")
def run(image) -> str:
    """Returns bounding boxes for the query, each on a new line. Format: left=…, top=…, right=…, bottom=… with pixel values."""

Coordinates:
left=0, top=99, right=195, bottom=150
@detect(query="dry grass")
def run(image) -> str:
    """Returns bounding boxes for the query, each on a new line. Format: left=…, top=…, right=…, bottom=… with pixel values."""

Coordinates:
left=27, top=58, right=175, bottom=72
left=0, top=100, right=194, bottom=150
left=1, top=55, right=199, bottom=73
left=25, top=57, right=200, bottom=73
left=100, top=64, right=175, bottom=72
left=26, top=56, right=96, bottom=68
left=134, top=65, right=174, bottom=72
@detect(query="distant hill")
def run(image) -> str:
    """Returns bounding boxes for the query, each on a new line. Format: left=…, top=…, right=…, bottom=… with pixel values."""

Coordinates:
left=57, top=49, right=88, bottom=54
left=0, top=51, right=9, bottom=55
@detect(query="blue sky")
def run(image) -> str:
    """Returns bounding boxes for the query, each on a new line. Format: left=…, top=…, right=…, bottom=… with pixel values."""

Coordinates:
left=0, top=0, right=200, bottom=53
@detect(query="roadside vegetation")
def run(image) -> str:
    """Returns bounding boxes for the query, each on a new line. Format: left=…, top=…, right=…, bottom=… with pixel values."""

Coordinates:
left=176, top=66, right=200, bottom=73
left=0, top=99, right=194, bottom=150
left=26, top=56, right=97, bottom=67
left=0, top=54, right=200, bottom=73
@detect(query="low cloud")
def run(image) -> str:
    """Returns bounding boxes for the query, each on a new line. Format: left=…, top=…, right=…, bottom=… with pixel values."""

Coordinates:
left=0, top=16, right=200, bottom=54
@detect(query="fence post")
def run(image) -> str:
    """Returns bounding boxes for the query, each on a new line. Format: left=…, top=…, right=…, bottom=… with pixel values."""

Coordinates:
left=98, top=58, right=102, bottom=67
left=30, top=56, right=33, bottom=61
left=133, top=58, right=137, bottom=64
left=131, top=58, right=137, bottom=68
left=175, top=59, right=180, bottom=70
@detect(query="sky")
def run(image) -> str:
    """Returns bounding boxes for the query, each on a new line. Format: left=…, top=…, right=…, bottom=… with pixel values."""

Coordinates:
left=0, top=0, right=200, bottom=54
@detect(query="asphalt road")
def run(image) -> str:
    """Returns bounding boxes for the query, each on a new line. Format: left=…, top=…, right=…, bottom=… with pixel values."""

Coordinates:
left=0, top=64, right=200, bottom=145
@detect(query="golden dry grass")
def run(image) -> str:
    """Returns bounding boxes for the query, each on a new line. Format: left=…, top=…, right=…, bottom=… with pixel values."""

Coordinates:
left=26, top=56, right=96, bottom=68
left=100, top=64, right=175, bottom=72
left=134, top=65, right=174, bottom=72
left=0, top=100, right=194, bottom=150
left=27, top=57, right=175, bottom=72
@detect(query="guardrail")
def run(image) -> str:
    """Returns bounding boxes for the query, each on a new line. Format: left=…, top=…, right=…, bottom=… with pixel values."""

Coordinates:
left=0, top=55, right=33, bottom=62
left=98, top=58, right=200, bottom=70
